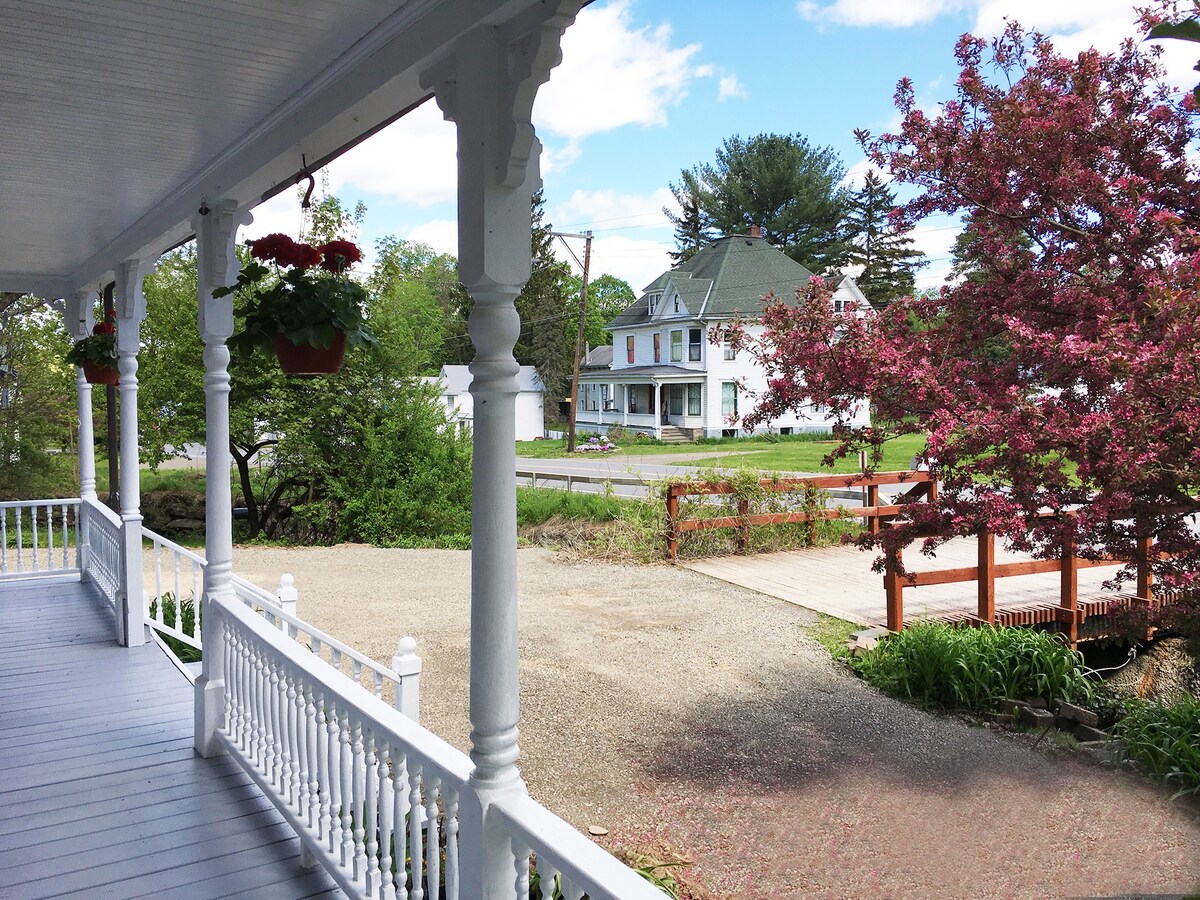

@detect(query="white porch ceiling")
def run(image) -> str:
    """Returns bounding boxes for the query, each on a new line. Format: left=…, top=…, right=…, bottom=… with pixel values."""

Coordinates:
left=0, top=0, right=533, bottom=296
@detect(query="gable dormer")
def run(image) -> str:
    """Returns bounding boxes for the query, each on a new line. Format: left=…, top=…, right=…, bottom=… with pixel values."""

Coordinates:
left=648, top=291, right=662, bottom=316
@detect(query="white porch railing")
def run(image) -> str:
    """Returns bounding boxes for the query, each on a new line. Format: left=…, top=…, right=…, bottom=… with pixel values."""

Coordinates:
left=140, top=528, right=422, bottom=719
left=216, top=593, right=469, bottom=899
left=22, top=495, right=663, bottom=900
left=81, top=497, right=121, bottom=608
left=0, top=498, right=80, bottom=580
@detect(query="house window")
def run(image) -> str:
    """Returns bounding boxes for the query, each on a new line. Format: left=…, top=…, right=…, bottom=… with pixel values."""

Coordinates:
left=670, top=330, right=683, bottom=362
left=669, top=384, right=683, bottom=416
left=628, top=385, right=640, bottom=414
left=653, top=333, right=661, bottom=363
left=687, top=384, right=701, bottom=416
left=721, top=382, right=738, bottom=417
left=626, top=335, right=635, bottom=364
left=649, top=294, right=657, bottom=315
left=723, top=341, right=735, bottom=361
left=688, top=328, right=702, bottom=362
left=673, top=296, right=680, bottom=313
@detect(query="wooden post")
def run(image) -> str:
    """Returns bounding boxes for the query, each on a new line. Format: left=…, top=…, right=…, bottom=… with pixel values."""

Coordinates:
left=1136, top=533, right=1154, bottom=604
left=1060, top=515, right=1078, bottom=646
left=736, top=496, right=749, bottom=553
left=978, top=527, right=995, bottom=625
left=884, top=545, right=904, bottom=632
left=804, top=487, right=817, bottom=546
left=665, top=485, right=679, bottom=560
left=866, top=483, right=880, bottom=535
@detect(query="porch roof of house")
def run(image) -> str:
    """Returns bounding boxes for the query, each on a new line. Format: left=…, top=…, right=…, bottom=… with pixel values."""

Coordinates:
left=578, top=365, right=701, bottom=382
left=0, top=0, right=512, bottom=296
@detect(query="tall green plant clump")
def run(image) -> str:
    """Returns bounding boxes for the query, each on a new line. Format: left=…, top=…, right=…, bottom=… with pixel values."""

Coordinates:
left=850, top=622, right=1091, bottom=710
left=1115, top=695, right=1200, bottom=798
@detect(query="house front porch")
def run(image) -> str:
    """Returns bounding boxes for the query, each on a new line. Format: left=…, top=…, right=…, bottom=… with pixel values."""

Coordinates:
left=576, top=369, right=707, bottom=441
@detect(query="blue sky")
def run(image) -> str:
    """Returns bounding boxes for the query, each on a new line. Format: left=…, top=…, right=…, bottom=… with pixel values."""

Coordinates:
left=247, top=0, right=1197, bottom=295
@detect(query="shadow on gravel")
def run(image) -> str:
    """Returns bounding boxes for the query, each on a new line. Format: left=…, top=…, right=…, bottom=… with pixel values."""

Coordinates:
left=638, top=663, right=1079, bottom=791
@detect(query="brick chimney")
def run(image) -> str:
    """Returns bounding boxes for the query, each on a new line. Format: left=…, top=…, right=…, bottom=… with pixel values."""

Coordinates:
left=746, top=225, right=763, bottom=238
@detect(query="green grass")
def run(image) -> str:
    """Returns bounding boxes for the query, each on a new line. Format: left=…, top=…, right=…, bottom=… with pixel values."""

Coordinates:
left=684, top=432, right=927, bottom=474
left=517, top=431, right=863, bottom=460
left=93, top=460, right=210, bottom=495
left=516, top=486, right=636, bottom=526
left=849, top=621, right=1092, bottom=711
left=1114, top=696, right=1200, bottom=798
left=803, top=613, right=859, bottom=659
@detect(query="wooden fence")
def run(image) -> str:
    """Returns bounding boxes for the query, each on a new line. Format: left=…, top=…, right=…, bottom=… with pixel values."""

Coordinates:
left=664, top=470, right=936, bottom=560
left=883, top=514, right=1161, bottom=644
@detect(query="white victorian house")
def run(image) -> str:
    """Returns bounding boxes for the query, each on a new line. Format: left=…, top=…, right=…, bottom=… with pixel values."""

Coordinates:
left=427, top=364, right=545, bottom=440
left=577, top=228, right=872, bottom=440
left=0, top=3, right=662, bottom=899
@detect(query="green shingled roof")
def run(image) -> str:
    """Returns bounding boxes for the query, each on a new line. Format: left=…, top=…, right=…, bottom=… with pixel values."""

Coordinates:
left=607, top=234, right=816, bottom=328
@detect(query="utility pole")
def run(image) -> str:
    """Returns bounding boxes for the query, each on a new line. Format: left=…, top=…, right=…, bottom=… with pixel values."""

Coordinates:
left=552, top=230, right=592, bottom=453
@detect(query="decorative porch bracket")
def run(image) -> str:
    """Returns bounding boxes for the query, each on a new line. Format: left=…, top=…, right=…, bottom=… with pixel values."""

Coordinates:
left=193, top=199, right=254, bottom=757
left=115, top=257, right=157, bottom=647
left=421, top=3, right=581, bottom=896
left=64, top=290, right=98, bottom=574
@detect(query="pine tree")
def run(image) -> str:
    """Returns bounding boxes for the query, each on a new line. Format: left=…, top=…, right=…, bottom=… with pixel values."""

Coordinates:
left=843, top=171, right=925, bottom=307
left=514, top=192, right=574, bottom=405
left=664, top=171, right=712, bottom=266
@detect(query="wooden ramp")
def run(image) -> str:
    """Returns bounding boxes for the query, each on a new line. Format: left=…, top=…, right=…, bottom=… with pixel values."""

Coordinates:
left=0, top=578, right=342, bottom=899
left=680, top=536, right=1119, bottom=627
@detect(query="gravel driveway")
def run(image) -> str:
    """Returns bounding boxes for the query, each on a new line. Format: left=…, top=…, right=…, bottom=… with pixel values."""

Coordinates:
left=231, top=544, right=1200, bottom=899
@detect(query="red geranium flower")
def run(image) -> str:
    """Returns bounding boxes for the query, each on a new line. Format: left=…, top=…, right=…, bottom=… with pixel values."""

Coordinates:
left=92, top=322, right=116, bottom=335
left=317, top=240, right=363, bottom=273
left=249, top=233, right=301, bottom=266
left=292, top=242, right=322, bottom=269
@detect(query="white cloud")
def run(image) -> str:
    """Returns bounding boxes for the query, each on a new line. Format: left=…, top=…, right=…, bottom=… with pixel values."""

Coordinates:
left=324, top=101, right=457, bottom=207
left=841, top=158, right=888, bottom=190
left=404, top=219, right=459, bottom=258
left=243, top=190, right=305, bottom=240
left=549, top=187, right=676, bottom=231
left=797, top=0, right=963, bottom=28
left=535, top=0, right=702, bottom=141
left=717, top=75, right=748, bottom=102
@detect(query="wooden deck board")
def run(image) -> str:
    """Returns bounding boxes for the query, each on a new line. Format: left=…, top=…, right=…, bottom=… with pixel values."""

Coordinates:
left=0, top=577, right=343, bottom=899
left=681, top=536, right=1123, bottom=626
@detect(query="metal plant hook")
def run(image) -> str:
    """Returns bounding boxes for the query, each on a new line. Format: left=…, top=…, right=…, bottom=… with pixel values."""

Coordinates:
left=297, top=155, right=315, bottom=209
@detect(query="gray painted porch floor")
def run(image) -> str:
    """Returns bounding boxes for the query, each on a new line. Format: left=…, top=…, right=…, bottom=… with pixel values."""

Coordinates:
left=0, top=577, right=343, bottom=899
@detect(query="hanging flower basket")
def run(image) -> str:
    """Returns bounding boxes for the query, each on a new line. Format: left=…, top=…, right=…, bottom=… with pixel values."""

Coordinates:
left=273, top=330, right=346, bottom=376
left=218, top=234, right=374, bottom=376
left=81, top=361, right=119, bottom=386
left=66, top=320, right=119, bottom=384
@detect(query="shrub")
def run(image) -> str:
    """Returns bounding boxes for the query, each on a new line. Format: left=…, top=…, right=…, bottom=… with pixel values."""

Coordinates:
left=1115, top=696, right=1200, bottom=798
left=849, top=622, right=1091, bottom=710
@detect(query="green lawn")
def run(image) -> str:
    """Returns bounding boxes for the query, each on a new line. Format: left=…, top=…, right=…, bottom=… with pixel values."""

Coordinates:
left=516, top=431, right=886, bottom=461
left=677, top=432, right=927, bottom=474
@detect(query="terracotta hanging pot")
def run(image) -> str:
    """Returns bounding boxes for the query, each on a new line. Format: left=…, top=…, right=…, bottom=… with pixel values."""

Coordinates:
left=273, top=330, right=346, bottom=376
left=81, top=361, right=119, bottom=386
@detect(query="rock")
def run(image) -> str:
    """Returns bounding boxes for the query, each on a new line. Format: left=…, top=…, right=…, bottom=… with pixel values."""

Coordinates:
left=1104, top=637, right=1200, bottom=705
left=1056, top=700, right=1099, bottom=729
left=1073, top=723, right=1110, bottom=743
left=846, top=627, right=888, bottom=658
left=166, top=518, right=205, bottom=532
left=983, top=711, right=1015, bottom=727
left=1077, top=740, right=1123, bottom=766
left=1019, top=706, right=1055, bottom=729
left=1024, top=696, right=1049, bottom=710
left=588, top=825, right=609, bottom=837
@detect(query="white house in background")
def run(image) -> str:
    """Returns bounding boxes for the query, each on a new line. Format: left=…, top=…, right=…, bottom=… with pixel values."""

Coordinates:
left=427, top=364, right=545, bottom=440
left=577, top=228, right=873, bottom=440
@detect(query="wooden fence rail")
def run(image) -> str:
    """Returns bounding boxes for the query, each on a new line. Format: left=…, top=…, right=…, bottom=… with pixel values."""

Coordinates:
left=664, top=470, right=935, bottom=560
left=883, top=515, right=1160, bottom=644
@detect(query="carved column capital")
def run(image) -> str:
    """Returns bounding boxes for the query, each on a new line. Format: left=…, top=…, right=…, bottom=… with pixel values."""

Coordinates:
left=194, top=199, right=253, bottom=344
left=64, top=289, right=96, bottom=340
left=114, top=257, right=157, bottom=353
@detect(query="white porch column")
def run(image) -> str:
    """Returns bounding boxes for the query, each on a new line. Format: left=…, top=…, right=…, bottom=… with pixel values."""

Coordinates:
left=64, top=291, right=97, bottom=577
left=623, top=383, right=629, bottom=426
left=115, top=259, right=155, bottom=647
left=422, top=5, right=580, bottom=896
left=193, top=199, right=251, bottom=757
left=64, top=291, right=98, bottom=500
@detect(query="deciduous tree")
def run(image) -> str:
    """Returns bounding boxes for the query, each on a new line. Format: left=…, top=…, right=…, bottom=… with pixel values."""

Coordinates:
left=725, top=20, right=1200, bottom=626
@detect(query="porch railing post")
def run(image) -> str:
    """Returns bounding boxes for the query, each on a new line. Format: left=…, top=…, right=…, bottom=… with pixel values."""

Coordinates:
left=884, top=544, right=904, bottom=631
left=391, top=636, right=422, bottom=722
left=194, top=199, right=251, bottom=757
left=115, top=258, right=156, bottom=647
left=423, top=6, right=581, bottom=894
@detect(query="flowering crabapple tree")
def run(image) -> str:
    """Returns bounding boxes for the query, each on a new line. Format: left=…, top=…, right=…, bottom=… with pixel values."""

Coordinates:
left=723, top=17, right=1200, bottom=631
